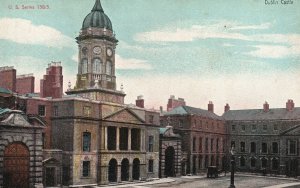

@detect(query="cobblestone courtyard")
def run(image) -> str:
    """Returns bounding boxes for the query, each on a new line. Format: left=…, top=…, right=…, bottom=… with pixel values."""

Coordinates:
left=110, top=175, right=300, bottom=188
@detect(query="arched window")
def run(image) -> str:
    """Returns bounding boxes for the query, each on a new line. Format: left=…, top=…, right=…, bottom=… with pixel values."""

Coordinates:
left=251, top=158, right=256, bottom=168
left=81, top=59, right=88, bottom=74
left=272, top=158, right=279, bottom=170
left=93, top=58, right=102, bottom=74
left=83, top=132, right=91, bottom=152
left=240, top=156, right=245, bottom=167
left=106, top=61, right=112, bottom=75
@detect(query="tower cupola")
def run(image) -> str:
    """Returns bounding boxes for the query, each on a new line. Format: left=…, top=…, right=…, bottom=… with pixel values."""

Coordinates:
left=82, top=0, right=113, bottom=31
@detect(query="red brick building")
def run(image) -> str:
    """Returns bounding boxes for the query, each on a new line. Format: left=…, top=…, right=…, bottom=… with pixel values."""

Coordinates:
left=0, top=66, right=16, bottom=92
left=167, top=95, right=186, bottom=112
left=161, top=101, right=227, bottom=175
left=40, top=62, right=63, bottom=99
left=16, top=74, right=35, bottom=94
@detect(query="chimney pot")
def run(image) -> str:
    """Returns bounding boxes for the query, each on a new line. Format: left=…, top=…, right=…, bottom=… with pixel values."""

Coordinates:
left=224, top=103, right=230, bottom=113
left=286, top=99, right=295, bottom=111
left=136, top=95, right=144, bottom=108
left=208, top=101, right=214, bottom=113
left=263, top=101, right=269, bottom=112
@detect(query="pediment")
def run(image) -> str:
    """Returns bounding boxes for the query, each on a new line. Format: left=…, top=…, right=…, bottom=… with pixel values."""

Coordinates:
left=1, top=113, right=31, bottom=127
left=103, top=108, right=145, bottom=124
left=281, top=125, right=300, bottom=136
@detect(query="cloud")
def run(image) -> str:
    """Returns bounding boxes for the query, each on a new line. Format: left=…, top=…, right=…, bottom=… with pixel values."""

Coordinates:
left=134, top=20, right=300, bottom=59
left=71, top=54, right=78, bottom=62
left=134, top=21, right=268, bottom=43
left=0, top=18, right=73, bottom=48
left=115, top=54, right=152, bottom=70
left=246, top=45, right=292, bottom=59
left=229, top=23, right=271, bottom=30
left=119, top=71, right=300, bottom=115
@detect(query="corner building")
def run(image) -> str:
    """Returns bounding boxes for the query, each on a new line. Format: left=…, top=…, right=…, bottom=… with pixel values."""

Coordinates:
left=223, top=100, right=300, bottom=177
left=160, top=102, right=227, bottom=176
left=51, top=0, right=160, bottom=186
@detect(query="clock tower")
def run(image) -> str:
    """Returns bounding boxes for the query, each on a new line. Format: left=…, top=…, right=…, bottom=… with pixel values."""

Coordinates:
left=67, top=0, right=125, bottom=103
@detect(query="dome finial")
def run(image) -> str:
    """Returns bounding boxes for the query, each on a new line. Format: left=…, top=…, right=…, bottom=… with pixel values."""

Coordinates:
left=92, top=0, right=104, bottom=12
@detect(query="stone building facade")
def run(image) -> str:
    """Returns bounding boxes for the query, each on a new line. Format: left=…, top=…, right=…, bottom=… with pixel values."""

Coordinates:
left=47, top=0, right=161, bottom=186
left=0, top=109, right=45, bottom=188
left=159, top=125, right=182, bottom=178
left=160, top=102, right=227, bottom=175
left=223, top=100, right=300, bottom=176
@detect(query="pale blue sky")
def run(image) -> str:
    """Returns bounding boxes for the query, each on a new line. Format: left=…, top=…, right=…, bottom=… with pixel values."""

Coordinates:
left=0, top=0, right=300, bottom=114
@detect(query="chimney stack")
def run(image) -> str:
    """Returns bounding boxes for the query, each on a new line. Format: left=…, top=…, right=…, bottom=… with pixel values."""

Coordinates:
left=160, top=106, right=163, bottom=113
left=208, top=101, right=214, bottom=113
left=224, top=103, right=230, bottom=113
left=263, top=101, right=269, bottom=112
left=136, top=95, right=144, bottom=108
left=286, top=99, right=295, bottom=111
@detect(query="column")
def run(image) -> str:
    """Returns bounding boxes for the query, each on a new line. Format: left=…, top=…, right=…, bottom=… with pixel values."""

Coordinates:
left=117, top=164, right=121, bottom=182
left=116, top=127, right=120, bottom=151
left=104, top=126, right=107, bottom=150
left=128, top=128, right=131, bottom=151
left=140, top=129, right=144, bottom=151
left=129, top=164, right=133, bottom=181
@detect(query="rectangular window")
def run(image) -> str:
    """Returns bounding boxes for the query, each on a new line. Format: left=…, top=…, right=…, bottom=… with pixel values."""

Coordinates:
left=149, top=115, right=154, bottom=124
left=179, top=119, right=183, bottom=128
left=231, top=125, right=236, bottom=131
left=263, top=125, right=267, bottom=131
left=205, top=138, right=208, bottom=152
left=199, top=137, right=202, bottom=152
left=240, top=142, right=245, bottom=153
left=148, top=160, right=154, bottom=173
left=216, top=139, right=219, bottom=152
left=288, top=140, right=296, bottom=155
left=274, top=124, right=278, bottom=131
left=83, top=106, right=91, bottom=117
left=252, top=124, right=257, bottom=131
left=211, top=138, right=214, bottom=152
left=193, top=137, right=196, bottom=152
left=82, top=161, right=90, bottom=177
left=38, top=105, right=46, bottom=116
left=148, top=136, right=154, bottom=152
left=231, top=141, right=235, bottom=148
left=272, top=142, right=278, bottom=154
left=241, top=124, right=246, bottom=131
left=53, top=106, right=58, bottom=116
left=83, top=132, right=91, bottom=152
left=251, top=142, right=256, bottom=153
left=119, top=128, right=129, bottom=150
left=107, top=127, right=116, bottom=150
left=131, top=128, right=141, bottom=151
left=262, top=143, right=267, bottom=153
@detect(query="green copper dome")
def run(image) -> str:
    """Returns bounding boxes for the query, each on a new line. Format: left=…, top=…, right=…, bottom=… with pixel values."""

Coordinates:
left=82, top=0, right=113, bottom=31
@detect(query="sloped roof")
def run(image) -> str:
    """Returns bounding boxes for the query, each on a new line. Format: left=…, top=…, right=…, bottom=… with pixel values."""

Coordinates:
left=164, top=105, right=223, bottom=120
left=223, top=107, right=300, bottom=121
left=0, top=87, right=12, bottom=95
left=0, top=108, right=11, bottom=115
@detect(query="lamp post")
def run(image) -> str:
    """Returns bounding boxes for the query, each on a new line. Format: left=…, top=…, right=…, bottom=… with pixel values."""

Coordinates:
left=229, top=146, right=235, bottom=188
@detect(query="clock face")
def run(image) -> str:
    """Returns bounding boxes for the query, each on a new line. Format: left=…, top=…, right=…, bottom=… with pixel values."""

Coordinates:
left=93, top=46, right=102, bottom=54
left=106, top=48, right=113, bottom=57
left=82, top=47, right=87, bottom=55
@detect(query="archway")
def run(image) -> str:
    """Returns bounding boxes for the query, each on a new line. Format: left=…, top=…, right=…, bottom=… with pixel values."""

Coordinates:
left=121, top=158, right=129, bottom=181
left=4, top=142, right=30, bottom=188
left=132, top=158, right=140, bottom=180
left=165, top=146, right=175, bottom=177
left=108, top=159, right=118, bottom=182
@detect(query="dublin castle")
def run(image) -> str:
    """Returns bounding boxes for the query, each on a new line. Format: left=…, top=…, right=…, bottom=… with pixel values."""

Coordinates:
left=0, top=0, right=299, bottom=188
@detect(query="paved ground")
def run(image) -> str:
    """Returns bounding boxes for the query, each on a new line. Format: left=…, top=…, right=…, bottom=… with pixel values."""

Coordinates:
left=98, top=174, right=300, bottom=188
